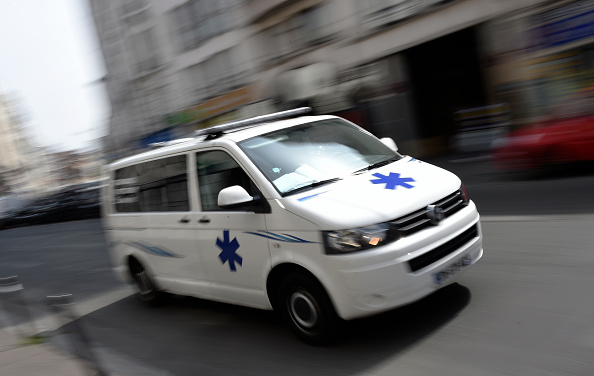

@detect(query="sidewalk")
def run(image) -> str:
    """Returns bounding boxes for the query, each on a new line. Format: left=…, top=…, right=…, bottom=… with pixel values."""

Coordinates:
left=1, top=286, right=174, bottom=376
left=0, top=328, right=89, bottom=376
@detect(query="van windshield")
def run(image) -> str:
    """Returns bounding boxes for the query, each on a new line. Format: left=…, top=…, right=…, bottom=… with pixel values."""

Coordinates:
left=238, top=119, right=402, bottom=196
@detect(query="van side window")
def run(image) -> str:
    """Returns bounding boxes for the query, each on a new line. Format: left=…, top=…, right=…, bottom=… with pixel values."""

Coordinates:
left=196, top=150, right=255, bottom=211
left=114, top=166, right=141, bottom=212
left=114, top=154, right=189, bottom=212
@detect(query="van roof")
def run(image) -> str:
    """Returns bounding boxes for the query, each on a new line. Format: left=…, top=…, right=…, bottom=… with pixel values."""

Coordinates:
left=108, top=113, right=338, bottom=170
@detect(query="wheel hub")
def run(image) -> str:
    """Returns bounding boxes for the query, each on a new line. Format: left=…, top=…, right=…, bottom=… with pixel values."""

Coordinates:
left=135, top=269, right=152, bottom=295
left=289, top=291, right=318, bottom=329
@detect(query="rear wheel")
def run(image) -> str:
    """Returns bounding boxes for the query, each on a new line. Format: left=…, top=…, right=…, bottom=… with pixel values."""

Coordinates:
left=279, top=273, right=340, bottom=345
left=129, top=259, right=166, bottom=306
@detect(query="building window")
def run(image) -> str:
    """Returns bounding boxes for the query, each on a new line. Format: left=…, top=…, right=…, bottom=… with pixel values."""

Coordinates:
left=144, top=85, right=168, bottom=124
left=184, top=64, right=206, bottom=102
left=184, top=49, right=237, bottom=101
left=268, top=5, right=333, bottom=61
left=129, top=29, right=160, bottom=74
left=359, top=0, right=447, bottom=31
left=121, top=0, right=146, bottom=14
left=171, top=0, right=230, bottom=53
left=121, top=0, right=149, bottom=25
left=204, top=50, right=234, bottom=97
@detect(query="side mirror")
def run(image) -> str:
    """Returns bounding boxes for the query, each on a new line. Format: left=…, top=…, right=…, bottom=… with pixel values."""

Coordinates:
left=218, top=185, right=255, bottom=208
left=380, top=137, right=398, bottom=152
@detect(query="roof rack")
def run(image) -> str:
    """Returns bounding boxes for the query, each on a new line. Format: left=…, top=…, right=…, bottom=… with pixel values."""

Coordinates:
left=148, top=138, right=195, bottom=148
left=195, top=107, right=311, bottom=140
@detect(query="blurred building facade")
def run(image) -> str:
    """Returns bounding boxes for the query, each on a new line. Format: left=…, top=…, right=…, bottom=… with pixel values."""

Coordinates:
left=90, top=0, right=593, bottom=160
left=89, top=0, right=263, bottom=160
left=0, top=92, right=104, bottom=206
left=0, top=94, right=36, bottom=197
left=483, top=0, right=594, bottom=124
left=24, top=148, right=104, bottom=193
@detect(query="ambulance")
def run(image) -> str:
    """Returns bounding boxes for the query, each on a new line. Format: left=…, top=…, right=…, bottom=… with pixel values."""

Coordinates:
left=102, top=108, right=483, bottom=344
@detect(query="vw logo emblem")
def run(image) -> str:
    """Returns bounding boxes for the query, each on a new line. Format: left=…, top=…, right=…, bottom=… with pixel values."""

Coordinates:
left=426, top=205, right=445, bottom=224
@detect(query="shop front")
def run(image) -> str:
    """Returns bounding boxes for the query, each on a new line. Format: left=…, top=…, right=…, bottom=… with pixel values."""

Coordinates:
left=165, top=85, right=256, bottom=131
left=485, top=0, right=594, bottom=127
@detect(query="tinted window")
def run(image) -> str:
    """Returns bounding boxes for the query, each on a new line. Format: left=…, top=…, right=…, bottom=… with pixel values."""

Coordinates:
left=114, top=155, right=189, bottom=212
left=196, top=150, right=255, bottom=211
left=114, top=166, right=141, bottom=212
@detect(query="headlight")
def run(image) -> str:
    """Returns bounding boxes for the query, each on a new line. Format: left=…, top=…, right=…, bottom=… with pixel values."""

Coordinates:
left=459, top=183, right=469, bottom=204
left=323, top=223, right=391, bottom=254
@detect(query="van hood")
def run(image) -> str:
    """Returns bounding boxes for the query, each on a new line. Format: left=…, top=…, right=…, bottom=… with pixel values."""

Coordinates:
left=282, top=157, right=461, bottom=229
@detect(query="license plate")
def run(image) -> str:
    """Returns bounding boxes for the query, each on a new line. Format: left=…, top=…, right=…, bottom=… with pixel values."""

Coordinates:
left=433, top=255, right=472, bottom=285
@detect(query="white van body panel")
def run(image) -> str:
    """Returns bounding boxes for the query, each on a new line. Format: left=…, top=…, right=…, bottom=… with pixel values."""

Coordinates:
left=282, top=157, right=460, bottom=229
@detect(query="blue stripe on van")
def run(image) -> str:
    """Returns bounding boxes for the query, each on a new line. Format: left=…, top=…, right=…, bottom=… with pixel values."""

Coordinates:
left=244, top=231, right=317, bottom=243
left=125, top=242, right=185, bottom=258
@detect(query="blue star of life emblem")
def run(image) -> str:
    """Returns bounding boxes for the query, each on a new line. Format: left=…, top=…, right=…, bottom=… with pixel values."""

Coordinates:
left=370, top=172, right=415, bottom=190
left=216, top=230, right=242, bottom=272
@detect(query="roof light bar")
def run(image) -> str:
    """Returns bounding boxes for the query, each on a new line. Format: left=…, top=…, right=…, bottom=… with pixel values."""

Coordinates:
left=195, top=107, right=311, bottom=138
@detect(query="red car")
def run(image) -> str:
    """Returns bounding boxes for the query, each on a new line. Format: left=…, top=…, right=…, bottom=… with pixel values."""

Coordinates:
left=492, top=95, right=594, bottom=171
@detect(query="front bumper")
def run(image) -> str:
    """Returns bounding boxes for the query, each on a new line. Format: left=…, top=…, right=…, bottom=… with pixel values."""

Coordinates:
left=326, top=201, right=483, bottom=320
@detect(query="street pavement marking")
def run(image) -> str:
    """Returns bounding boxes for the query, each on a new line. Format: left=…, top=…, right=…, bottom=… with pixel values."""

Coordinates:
left=0, top=286, right=136, bottom=335
left=73, top=286, right=136, bottom=317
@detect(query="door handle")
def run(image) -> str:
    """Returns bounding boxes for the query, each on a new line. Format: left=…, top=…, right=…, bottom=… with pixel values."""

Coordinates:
left=179, top=217, right=190, bottom=223
left=198, top=217, right=210, bottom=224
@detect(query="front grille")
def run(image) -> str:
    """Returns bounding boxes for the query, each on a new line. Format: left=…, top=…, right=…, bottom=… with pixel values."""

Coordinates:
left=390, top=190, right=467, bottom=237
left=408, top=224, right=478, bottom=272
left=433, top=190, right=467, bottom=217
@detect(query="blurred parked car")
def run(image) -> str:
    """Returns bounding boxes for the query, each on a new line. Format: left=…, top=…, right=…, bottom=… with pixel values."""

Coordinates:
left=0, top=182, right=101, bottom=230
left=492, top=92, right=594, bottom=172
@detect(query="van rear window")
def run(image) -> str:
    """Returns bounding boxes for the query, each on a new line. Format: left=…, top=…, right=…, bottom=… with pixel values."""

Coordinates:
left=114, top=155, right=189, bottom=212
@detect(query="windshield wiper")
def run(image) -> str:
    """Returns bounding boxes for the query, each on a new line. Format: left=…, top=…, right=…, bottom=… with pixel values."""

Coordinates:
left=284, top=177, right=343, bottom=196
left=352, top=156, right=400, bottom=174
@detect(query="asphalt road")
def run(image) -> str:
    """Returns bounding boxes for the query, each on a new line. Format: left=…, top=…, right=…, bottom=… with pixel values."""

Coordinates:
left=0, top=220, right=119, bottom=304
left=426, top=156, right=594, bottom=215
left=5, top=215, right=591, bottom=376
left=1, top=163, right=594, bottom=375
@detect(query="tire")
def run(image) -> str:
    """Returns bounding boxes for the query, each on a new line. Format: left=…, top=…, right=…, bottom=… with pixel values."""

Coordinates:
left=129, top=259, right=166, bottom=306
left=278, top=273, right=340, bottom=345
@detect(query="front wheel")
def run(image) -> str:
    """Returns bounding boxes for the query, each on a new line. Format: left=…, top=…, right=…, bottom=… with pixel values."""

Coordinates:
left=279, top=273, right=340, bottom=345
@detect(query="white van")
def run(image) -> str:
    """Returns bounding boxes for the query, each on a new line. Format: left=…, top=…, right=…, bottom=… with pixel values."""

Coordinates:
left=102, top=108, right=483, bottom=344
